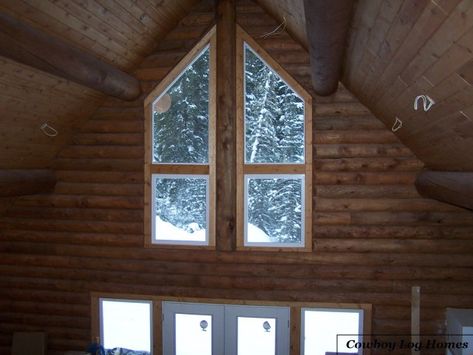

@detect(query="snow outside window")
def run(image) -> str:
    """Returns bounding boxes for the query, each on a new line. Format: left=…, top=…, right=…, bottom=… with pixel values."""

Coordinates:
left=152, top=45, right=210, bottom=165
left=244, top=43, right=305, bottom=164
left=100, top=298, right=152, bottom=353
left=302, top=308, right=364, bottom=355
left=152, top=175, right=209, bottom=245
left=145, top=29, right=215, bottom=247
left=237, top=34, right=311, bottom=250
left=244, top=175, right=304, bottom=247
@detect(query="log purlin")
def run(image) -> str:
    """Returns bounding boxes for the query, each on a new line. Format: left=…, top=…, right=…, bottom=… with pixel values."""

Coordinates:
left=0, top=0, right=473, bottom=354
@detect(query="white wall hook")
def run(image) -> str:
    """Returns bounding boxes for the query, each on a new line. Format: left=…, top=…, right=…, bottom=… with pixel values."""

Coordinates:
left=40, top=123, right=58, bottom=137
left=414, top=95, right=435, bottom=111
left=392, top=117, right=403, bottom=132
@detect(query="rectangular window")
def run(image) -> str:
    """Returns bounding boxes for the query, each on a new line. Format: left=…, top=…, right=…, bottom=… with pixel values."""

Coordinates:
left=301, top=308, right=364, bottom=355
left=236, top=26, right=312, bottom=250
left=92, top=295, right=370, bottom=355
left=144, top=27, right=216, bottom=247
left=99, top=298, right=153, bottom=353
left=245, top=175, right=304, bottom=247
left=152, top=175, right=209, bottom=245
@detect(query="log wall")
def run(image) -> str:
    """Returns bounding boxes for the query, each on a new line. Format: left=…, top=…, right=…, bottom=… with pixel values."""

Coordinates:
left=1, top=0, right=473, bottom=354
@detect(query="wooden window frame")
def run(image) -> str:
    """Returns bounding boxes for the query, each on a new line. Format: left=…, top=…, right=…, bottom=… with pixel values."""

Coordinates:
left=300, top=307, right=366, bottom=355
left=91, top=293, right=371, bottom=355
left=91, top=294, right=158, bottom=354
left=235, top=26, right=313, bottom=252
left=143, top=26, right=217, bottom=249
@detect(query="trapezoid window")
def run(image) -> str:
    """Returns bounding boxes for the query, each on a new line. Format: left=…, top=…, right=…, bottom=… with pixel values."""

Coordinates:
left=236, top=27, right=312, bottom=250
left=244, top=44, right=305, bottom=164
left=144, top=28, right=216, bottom=247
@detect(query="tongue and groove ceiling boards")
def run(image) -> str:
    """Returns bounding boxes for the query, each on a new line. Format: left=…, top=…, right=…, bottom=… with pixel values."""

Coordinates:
left=256, top=0, right=473, bottom=172
left=344, top=0, right=473, bottom=172
left=0, top=0, right=200, bottom=170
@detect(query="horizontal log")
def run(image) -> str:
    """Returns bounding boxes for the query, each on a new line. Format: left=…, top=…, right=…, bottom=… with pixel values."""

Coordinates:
left=314, top=198, right=459, bottom=212
left=1, top=218, right=142, bottom=234
left=1, top=229, right=142, bottom=247
left=54, top=182, right=143, bottom=196
left=314, top=102, right=370, bottom=116
left=315, top=130, right=399, bottom=144
left=315, top=185, right=420, bottom=198
left=55, top=171, right=143, bottom=184
left=314, top=172, right=417, bottom=185
left=3, top=253, right=473, bottom=283
left=5, top=206, right=143, bottom=222
left=72, top=133, right=143, bottom=146
left=15, top=195, right=143, bottom=209
left=415, top=171, right=473, bottom=211
left=0, top=169, right=55, bottom=197
left=315, top=144, right=413, bottom=158
left=314, top=115, right=386, bottom=130
left=314, top=158, right=423, bottom=172
left=0, top=12, right=141, bottom=100
left=80, top=120, right=143, bottom=133
left=314, top=225, right=473, bottom=240
left=53, top=159, right=142, bottom=172
left=2, top=240, right=473, bottom=268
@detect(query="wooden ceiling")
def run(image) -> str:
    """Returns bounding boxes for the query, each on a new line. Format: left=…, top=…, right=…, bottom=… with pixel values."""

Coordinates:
left=1, top=0, right=472, bottom=172
left=256, top=0, right=473, bottom=171
left=0, top=0, right=199, bottom=169
left=344, top=0, right=473, bottom=171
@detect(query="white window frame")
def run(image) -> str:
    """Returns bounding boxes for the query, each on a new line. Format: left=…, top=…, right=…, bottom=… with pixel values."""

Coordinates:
left=99, top=298, right=153, bottom=353
left=300, top=307, right=365, bottom=355
left=244, top=174, right=305, bottom=248
left=151, top=174, right=210, bottom=246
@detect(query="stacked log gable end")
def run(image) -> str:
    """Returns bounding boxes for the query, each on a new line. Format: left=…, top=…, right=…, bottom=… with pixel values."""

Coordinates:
left=1, top=0, right=473, bottom=354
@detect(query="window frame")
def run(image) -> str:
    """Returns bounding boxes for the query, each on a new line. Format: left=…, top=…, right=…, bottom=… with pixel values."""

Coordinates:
left=236, top=25, right=313, bottom=251
left=98, top=297, right=154, bottom=353
left=92, top=294, right=372, bottom=355
left=144, top=26, right=217, bottom=249
left=244, top=174, right=305, bottom=248
left=301, top=307, right=365, bottom=355
left=151, top=174, right=210, bottom=246
left=162, top=301, right=290, bottom=355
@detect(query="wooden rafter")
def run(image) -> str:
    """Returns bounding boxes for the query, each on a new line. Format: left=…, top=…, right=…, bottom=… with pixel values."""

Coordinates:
left=0, top=11, right=141, bottom=101
left=303, top=0, right=354, bottom=96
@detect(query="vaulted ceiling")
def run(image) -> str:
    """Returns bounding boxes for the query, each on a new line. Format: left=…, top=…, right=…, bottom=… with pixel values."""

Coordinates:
left=0, top=0, right=472, bottom=173
left=258, top=0, right=473, bottom=171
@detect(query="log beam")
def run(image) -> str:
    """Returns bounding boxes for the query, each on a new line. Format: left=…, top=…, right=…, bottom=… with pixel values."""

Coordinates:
left=415, top=171, right=473, bottom=211
left=0, top=170, right=56, bottom=197
left=303, top=0, right=354, bottom=96
left=216, top=0, right=236, bottom=251
left=0, top=12, right=141, bottom=101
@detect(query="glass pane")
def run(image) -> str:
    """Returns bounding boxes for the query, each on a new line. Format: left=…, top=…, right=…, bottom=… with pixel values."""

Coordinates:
left=237, top=317, right=276, bottom=355
left=304, top=310, right=361, bottom=355
left=153, top=46, right=210, bottom=164
left=244, top=44, right=304, bottom=164
left=246, top=176, right=303, bottom=245
left=176, top=314, right=212, bottom=355
left=101, top=300, right=151, bottom=352
left=154, top=176, right=207, bottom=242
